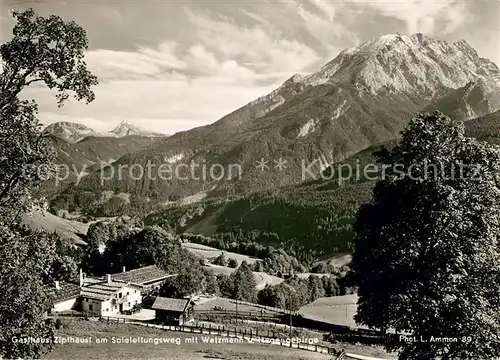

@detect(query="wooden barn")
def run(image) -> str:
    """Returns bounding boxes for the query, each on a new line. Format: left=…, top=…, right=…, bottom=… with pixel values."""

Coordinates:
left=152, top=297, right=194, bottom=325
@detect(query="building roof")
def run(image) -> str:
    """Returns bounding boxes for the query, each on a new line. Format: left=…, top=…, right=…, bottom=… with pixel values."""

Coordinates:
left=152, top=297, right=193, bottom=313
left=111, top=265, right=174, bottom=285
left=46, top=282, right=80, bottom=303
left=80, top=277, right=103, bottom=287
left=80, top=281, right=139, bottom=301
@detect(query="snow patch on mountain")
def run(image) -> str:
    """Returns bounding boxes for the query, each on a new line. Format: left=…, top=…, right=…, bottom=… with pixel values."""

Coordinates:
left=297, top=118, right=318, bottom=138
left=332, top=100, right=349, bottom=120
left=164, top=153, right=185, bottom=164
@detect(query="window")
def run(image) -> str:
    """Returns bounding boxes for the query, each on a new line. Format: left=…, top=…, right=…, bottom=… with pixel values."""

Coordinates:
left=127, top=302, right=131, bottom=306
left=89, top=304, right=93, bottom=311
left=105, top=308, right=108, bottom=312
left=126, top=292, right=129, bottom=295
left=119, top=293, right=122, bottom=298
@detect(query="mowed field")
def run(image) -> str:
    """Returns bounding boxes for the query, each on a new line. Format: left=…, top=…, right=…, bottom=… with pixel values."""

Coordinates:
left=312, top=254, right=352, bottom=268
left=193, top=296, right=281, bottom=315
left=203, top=264, right=284, bottom=290
left=21, top=209, right=90, bottom=246
left=45, top=319, right=334, bottom=360
left=299, top=295, right=361, bottom=329
left=182, top=242, right=262, bottom=265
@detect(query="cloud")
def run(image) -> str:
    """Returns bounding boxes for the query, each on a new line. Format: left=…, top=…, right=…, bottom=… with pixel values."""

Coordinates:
left=292, top=0, right=360, bottom=54
left=234, top=0, right=360, bottom=67
left=26, top=72, right=280, bottom=134
left=183, top=8, right=320, bottom=74
left=356, top=0, right=478, bottom=35
left=27, top=4, right=331, bottom=134
left=25, top=38, right=290, bottom=133
left=9, top=0, right=495, bottom=136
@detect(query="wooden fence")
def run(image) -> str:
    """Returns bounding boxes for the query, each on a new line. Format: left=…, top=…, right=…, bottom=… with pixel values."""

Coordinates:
left=51, top=309, right=383, bottom=345
left=49, top=311, right=89, bottom=318
left=195, top=309, right=282, bottom=319
left=227, top=299, right=300, bottom=316
left=193, top=310, right=385, bottom=346
left=100, top=316, right=346, bottom=357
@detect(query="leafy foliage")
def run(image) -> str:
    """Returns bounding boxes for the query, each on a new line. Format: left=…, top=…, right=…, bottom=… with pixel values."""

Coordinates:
left=0, top=8, right=97, bottom=216
left=227, top=258, right=238, bottom=268
left=352, top=111, right=500, bottom=359
left=227, top=261, right=257, bottom=302
left=257, top=275, right=341, bottom=311
left=212, top=252, right=228, bottom=267
left=0, top=226, right=79, bottom=359
left=0, top=8, right=97, bottom=359
left=181, top=232, right=309, bottom=274
left=160, top=265, right=206, bottom=298
left=104, top=226, right=177, bottom=273
left=82, top=217, right=142, bottom=275
left=0, top=226, right=55, bottom=359
left=0, top=9, right=98, bottom=107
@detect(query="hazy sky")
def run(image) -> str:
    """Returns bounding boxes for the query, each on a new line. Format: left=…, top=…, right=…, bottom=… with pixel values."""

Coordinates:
left=1, top=0, right=499, bottom=134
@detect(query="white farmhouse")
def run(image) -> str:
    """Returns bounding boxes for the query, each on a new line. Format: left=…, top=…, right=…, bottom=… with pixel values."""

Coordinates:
left=46, top=265, right=176, bottom=316
left=80, top=275, right=142, bottom=316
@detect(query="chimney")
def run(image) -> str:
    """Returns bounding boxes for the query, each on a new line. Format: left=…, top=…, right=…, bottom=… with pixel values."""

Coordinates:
left=79, top=268, right=84, bottom=287
left=55, top=281, right=60, bottom=290
left=122, top=266, right=126, bottom=273
left=107, top=274, right=112, bottom=283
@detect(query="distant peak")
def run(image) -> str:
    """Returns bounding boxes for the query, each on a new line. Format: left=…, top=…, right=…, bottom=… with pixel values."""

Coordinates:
left=112, top=120, right=139, bottom=129
left=111, top=121, right=141, bottom=136
left=108, top=120, right=164, bottom=137
left=43, top=121, right=97, bottom=143
left=118, top=120, right=134, bottom=126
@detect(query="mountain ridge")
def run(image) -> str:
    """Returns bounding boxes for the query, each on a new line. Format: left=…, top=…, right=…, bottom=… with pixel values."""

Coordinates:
left=43, top=120, right=167, bottom=143
left=142, top=110, right=500, bottom=257
left=49, top=32, right=500, bottom=214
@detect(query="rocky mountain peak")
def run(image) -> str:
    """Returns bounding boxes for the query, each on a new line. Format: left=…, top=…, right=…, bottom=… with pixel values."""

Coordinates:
left=110, top=120, right=143, bottom=137
left=44, top=121, right=166, bottom=142
left=301, top=33, right=500, bottom=99
left=43, top=121, right=97, bottom=143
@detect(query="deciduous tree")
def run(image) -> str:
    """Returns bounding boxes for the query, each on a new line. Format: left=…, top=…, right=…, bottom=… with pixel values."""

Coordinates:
left=228, top=261, right=257, bottom=302
left=0, top=8, right=97, bottom=359
left=0, top=8, right=98, bottom=215
left=0, top=226, right=54, bottom=359
left=352, top=111, right=500, bottom=360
